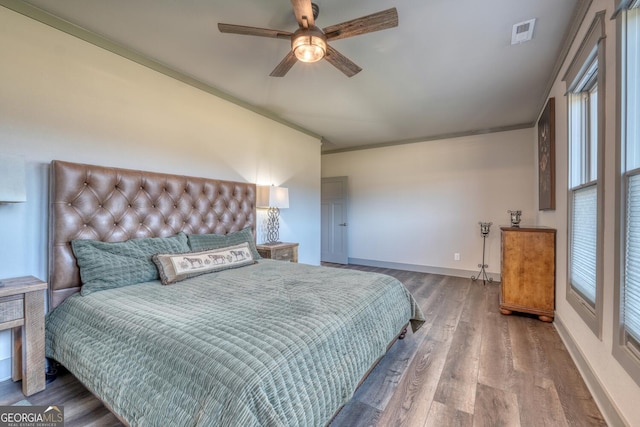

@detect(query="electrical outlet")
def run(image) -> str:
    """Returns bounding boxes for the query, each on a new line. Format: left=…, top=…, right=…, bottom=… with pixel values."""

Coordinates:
left=454, top=253, right=460, bottom=261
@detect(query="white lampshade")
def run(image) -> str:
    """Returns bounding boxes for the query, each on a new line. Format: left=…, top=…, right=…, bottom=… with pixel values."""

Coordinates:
left=0, top=154, right=26, bottom=203
left=256, top=185, right=289, bottom=209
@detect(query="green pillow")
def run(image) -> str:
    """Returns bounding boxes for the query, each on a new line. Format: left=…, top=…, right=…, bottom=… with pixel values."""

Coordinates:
left=187, top=227, right=261, bottom=260
left=72, top=233, right=190, bottom=295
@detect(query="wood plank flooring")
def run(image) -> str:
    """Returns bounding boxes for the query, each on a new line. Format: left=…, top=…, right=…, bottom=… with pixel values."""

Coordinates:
left=0, top=265, right=607, bottom=426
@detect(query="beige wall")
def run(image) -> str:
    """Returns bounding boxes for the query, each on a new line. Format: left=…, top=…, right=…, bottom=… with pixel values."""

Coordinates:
left=0, top=7, right=321, bottom=380
left=322, top=128, right=535, bottom=278
left=535, top=0, right=640, bottom=425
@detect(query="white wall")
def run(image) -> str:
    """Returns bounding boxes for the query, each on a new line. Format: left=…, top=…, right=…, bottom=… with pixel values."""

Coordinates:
left=535, top=0, right=640, bottom=425
left=0, top=7, right=321, bottom=381
left=321, top=128, right=535, bottom=278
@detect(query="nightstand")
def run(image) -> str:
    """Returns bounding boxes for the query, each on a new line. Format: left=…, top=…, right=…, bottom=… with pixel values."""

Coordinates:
left=256, top=242, right=299, bottom=263
left=0, top=276, right=47, bottom=396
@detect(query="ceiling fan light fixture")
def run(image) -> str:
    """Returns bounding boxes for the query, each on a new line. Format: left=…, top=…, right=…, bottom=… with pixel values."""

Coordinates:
left=292, top=26, right=326, bottom=63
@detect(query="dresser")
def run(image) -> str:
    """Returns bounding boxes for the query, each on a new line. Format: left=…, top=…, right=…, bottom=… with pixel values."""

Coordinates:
left=0, top=276, right=48, bottom=395
left=500, top=227, right=556, bottom=322
left=256, top=242, right=299, bottom=263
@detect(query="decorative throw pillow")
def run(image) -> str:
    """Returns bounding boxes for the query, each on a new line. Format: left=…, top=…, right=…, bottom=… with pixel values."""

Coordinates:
left=72, top=233, right=190, bottom=295
left=152, top=242, right=257, bottom=285
left=187, top=227, right=261, bottom=260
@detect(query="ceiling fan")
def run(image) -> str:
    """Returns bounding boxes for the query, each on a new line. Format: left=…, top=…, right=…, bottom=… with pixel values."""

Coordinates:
left=218, top=0, right=398, bottom=77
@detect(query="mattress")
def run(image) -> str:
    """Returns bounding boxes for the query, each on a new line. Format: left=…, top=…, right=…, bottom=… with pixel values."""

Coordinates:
left=45, top=259, right=425, bottom=426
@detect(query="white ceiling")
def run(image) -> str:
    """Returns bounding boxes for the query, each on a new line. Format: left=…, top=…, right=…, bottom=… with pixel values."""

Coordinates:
left=16, top=0, right=579, bottom=152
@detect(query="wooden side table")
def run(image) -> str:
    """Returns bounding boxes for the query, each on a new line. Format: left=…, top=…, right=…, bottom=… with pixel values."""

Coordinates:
left=0, top=276, right=47, bottom=396
left=256, top=242, right=299, bottom=263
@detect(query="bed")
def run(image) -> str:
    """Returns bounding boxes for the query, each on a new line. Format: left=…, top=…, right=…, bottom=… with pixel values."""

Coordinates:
left=45, top=160, right=425, bottom=426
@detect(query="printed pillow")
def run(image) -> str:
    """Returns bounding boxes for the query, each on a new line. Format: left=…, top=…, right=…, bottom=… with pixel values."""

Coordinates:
left=72, top=233, right=190, bottom=295
left=187, top=227, right=261, bottom=260
left=152, top=242, right=257, bottom=285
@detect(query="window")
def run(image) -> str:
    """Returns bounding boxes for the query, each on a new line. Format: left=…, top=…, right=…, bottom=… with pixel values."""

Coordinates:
left=569, top=62, right=598, bottom=305
left=563, top=12, right=605, bottom=336
left=615, top=1, right=640, bottom=385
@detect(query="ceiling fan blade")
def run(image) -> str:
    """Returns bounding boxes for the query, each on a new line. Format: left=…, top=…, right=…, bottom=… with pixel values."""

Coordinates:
left=291, top=0, right=315, bottom=27
left=324, top=45, right=362, bottom=77
left=270, top=51, right=298, bottom=77
left=218, top=23, right=292, bottom=40
left=323, top=8, right=398, bottom=41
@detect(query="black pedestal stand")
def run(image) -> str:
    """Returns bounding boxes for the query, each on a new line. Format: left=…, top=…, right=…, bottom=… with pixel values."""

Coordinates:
left=471, top=222, right=493, bottom=285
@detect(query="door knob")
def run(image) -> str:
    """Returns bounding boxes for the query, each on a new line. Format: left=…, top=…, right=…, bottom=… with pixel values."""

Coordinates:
left=339, top=223, right=348, bottom=226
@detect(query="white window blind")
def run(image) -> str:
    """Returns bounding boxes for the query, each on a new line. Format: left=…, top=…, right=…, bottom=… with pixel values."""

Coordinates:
left=624, top=6, right=640, bottom=347
left=571, top=185, right=598, bottom=303
left=626, top=174, right=640, bottom=343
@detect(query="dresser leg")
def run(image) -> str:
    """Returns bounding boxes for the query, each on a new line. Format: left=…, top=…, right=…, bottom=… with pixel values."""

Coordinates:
left=11, top=326, right=22, bottom=381
left=500, top=308, right=512, bottom=315
left=538, top=315, right=553, bottom=323
left=22, top=290, right=46, bottom=396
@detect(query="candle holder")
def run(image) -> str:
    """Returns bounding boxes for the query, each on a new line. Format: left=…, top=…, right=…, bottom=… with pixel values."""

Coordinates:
left=471, top=221, right=493, bottom=285
left=508, top=210, right=522, bottom=227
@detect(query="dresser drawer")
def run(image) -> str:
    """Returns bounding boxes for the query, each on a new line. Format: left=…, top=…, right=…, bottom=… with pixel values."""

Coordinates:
left=0, top=295, right=24, bottom=323
left=272, top=248, right=294, bottom=261
left=256, top=242, right=299, bottom=263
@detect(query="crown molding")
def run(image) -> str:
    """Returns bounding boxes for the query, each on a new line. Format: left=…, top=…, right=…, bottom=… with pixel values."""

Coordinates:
left=321, top=122, right=534, bottom=155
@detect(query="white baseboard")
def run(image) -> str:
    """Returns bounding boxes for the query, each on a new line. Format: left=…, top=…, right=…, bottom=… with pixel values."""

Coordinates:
left=554, top=316, right=628, bottom=427
left=347, top=258, right=502, bottom=282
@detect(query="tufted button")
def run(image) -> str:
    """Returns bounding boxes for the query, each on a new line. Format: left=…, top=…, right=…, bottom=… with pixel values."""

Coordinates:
left=128, top=204, right=132, bottom=208
left=83, top=182, right=88, bottom=186
left=67, top=203, right=72, bottom=207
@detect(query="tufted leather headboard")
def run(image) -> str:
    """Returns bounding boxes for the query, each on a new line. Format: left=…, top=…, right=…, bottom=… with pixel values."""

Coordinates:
left=48, top=160, right=256, bottom=309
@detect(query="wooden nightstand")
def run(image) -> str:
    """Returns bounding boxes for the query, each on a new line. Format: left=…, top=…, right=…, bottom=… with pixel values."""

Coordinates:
left=0, top=276, right=47, bottom=396
left=256, top=242, right=299, bottom=263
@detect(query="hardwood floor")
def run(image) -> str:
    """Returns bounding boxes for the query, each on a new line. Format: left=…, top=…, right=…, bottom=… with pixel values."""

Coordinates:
left=0, top=265, right=606, bottom=426
left=328, top=264, right=606, bottom=427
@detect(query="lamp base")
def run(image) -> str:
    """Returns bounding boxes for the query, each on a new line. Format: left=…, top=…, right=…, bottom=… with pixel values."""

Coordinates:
left=265, top=207, right=281, bottom=244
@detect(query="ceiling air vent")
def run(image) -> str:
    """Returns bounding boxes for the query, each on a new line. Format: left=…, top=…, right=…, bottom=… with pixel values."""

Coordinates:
left=511, top=18, right=536, bottom=45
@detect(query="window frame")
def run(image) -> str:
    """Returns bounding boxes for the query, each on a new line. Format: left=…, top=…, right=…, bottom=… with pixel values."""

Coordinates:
left=563, top=11, right=606, bottom=337
left=614, top=2, right=640, bottom=387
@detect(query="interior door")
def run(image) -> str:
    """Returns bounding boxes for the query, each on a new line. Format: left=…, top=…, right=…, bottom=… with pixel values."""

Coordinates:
left=321, top=176, right=349, bottom=264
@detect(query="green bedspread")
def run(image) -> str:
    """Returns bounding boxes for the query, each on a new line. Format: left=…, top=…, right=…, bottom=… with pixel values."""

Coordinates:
left=45, top=260, right=425, bottom=426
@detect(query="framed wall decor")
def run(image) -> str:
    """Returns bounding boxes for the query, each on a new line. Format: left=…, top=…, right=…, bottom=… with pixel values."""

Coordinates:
left=538, top=97, right=555, bottom=210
